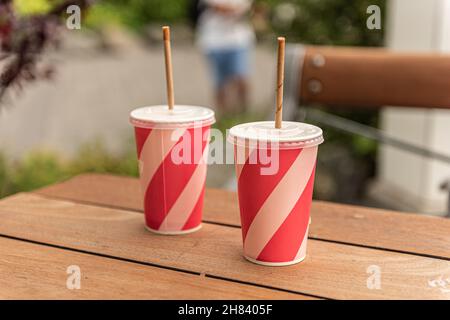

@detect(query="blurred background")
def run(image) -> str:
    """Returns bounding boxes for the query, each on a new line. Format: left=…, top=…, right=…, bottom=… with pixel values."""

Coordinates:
left=0, top=0, right=449, bottom=217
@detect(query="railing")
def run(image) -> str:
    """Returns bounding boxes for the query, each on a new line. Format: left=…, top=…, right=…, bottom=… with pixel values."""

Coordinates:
left=302, top=108, right=450, bottom=217
left=283, top=44, right=450, bottom=217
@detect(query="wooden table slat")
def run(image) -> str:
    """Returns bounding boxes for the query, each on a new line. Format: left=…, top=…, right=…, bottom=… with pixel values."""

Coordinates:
left=36, top=174, right=450, bottom=260
left=0, top=237, right=306, bottom=299
left=0, top=193, right=448, bottom=300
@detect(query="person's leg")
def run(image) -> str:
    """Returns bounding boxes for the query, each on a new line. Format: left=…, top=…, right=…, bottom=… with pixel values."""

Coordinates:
left=206, top=50, right=228, bottom=113
left=235, top=75, right=249, bottom=112
left=216, top=83, right=227, bottom=113
left=228, top=47, right=251, bottom=113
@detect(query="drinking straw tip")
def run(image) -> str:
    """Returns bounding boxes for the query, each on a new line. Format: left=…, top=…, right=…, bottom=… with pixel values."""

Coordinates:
left=162, top=26, right=170, bottom=40
left=162, top=26, right=174, bottom=109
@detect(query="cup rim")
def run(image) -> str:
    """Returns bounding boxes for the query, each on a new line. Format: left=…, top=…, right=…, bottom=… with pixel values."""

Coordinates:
left=228, top=121, right=324, bottom=149
left=130, top=105, right=216, bottom=129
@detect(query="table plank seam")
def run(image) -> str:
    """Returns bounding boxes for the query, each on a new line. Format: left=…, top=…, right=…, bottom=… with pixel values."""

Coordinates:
left=0, top=233, right=200, bottom=276
left=0, top=237, right=311, bottom=300
left=0, top=233, right=320, bottom=299
left=33, top=192, right=144, bottom=214
left=305, top=238, right=450, bottom=262
left=32, top=192, right=450, bottom=262
left=205, top=275, right=330, bottom=300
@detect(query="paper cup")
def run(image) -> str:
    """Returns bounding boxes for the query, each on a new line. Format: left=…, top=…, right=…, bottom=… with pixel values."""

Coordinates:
left=130, top=105, right=215, bottom=234
left=228, top=121, right=323, bottom=266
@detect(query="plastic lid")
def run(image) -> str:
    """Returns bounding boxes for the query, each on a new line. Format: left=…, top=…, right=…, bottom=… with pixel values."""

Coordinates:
left=228, top=121, right=324, bottom=149
left=130, top=105, right=215, bottom=129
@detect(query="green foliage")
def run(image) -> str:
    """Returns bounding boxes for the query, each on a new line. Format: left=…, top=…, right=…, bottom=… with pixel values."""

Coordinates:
left=85, top=2, right=126, bottom=29
left=10, top=151, right=68, bottom=193
left=87, top=0, right=190, bottom=31
left=0, top=154, right=11, bottom=198
left=121, top=0, right=189, bottom=25
left=0, top=141, right=139, bottom=199
left=352, top=135, right=377, bottom=157
left=213, top=111, right=265, bottom=135
left=13, top=0, right=386, bottom=47
left=265, top=0, right=385, bottom=46
left=69, top=140, right=139, bottom=176
left=14, top=0, right=51, bottom=15
left=13, top=0, right=191, bottom=30
left=86, top=0, right=385, bottom=47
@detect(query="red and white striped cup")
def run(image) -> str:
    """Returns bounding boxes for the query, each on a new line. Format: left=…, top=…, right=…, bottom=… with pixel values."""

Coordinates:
left=229, top=121, right=323, bottom=266
left=130, top=105, right=215, bottom=235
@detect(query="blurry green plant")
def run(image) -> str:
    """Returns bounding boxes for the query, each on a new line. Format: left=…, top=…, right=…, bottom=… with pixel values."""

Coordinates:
left=262, top=0, right=385, bottom=46
left=0, top=141, right=139, bottom=199
left=86, top=0, right=385, bottom=46
left=69, top=140, right=139, bottom=176
left=13, top=0, right=51, bottom=15
left=213, top=111, right=265, bottom=135
left=85, top=2, right=126, bottom=28
left=0, top=154, right=11, bottom=198
left=86, top=0, right=190, bottom=31
left=10, top=151, right=68, bottom=193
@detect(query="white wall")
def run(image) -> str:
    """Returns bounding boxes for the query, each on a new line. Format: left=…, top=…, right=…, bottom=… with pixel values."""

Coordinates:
left=374, top=0, right=450, bottom=215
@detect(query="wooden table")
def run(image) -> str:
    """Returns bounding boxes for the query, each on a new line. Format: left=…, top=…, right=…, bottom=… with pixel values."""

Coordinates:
left=0, top=173, right=449, bottom=300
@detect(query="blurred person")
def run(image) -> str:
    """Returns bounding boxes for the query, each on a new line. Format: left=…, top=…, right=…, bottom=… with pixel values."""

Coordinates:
left=194, top=0, right=255, bottom=114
